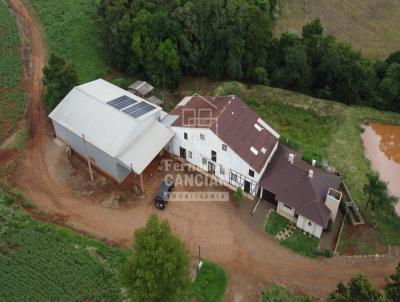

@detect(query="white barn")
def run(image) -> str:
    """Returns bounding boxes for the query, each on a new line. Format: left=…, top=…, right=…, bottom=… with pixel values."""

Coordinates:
left=167, top=95, right=279, bottom=196
left=49, top=79, right=174, bottom=183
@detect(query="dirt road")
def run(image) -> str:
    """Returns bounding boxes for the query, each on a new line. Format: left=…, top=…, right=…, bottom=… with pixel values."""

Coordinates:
left=7, top=0, right=400, bottom=301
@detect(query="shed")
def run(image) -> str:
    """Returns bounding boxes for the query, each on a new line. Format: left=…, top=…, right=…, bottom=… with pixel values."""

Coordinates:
left=147, top=96, right=164, bottom=107
left=48, top=79, right=174, bottom=184
left=128, top=80, right=154, bottom=97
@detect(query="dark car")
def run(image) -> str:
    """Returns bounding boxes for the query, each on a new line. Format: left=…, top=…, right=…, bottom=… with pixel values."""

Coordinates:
left=154, top=180, right=175, bottom=209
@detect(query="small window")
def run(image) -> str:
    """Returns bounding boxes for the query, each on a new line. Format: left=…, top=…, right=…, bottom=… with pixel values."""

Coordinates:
left=308, top=221, right=312, bottom=227
left=222, top=144, right=227, bottom=151
left=249, top=169, right=254, bottom=177
left=200, top=133, right=205, bottom=140
left=231, top=172, right=237, bottom=182
left=220, top=165, right=225, bottom=175
left=202, top=157, right=207, bottom=165
left=211, top=150, right=217, bottom=162
left=188, top=151, right=192, bottom=158
left=184, top=132, right=188, bottom=140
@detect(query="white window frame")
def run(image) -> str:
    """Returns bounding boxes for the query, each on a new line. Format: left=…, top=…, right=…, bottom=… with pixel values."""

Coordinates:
left=200, top=133, right=205, bottom=140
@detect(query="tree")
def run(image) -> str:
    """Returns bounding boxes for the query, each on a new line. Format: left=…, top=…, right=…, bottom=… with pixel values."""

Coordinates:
left=234, top=187, right=244, bottom=206
left=120, top=214, right=189, bottom=302
left=363, top=172, right=388, bottom=211
left=386, top=263, right=400, bottom=302
left=302, top=19, right=323, bottom=40
left=327, top=275, right=384, bottom=302
left=379, top=63, right=400, bottom=111
left=43, top=54, right=78, bottom=112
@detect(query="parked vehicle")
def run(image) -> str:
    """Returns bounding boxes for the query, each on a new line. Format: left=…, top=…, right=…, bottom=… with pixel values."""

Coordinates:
left=154, top=180, right=175, bottom=209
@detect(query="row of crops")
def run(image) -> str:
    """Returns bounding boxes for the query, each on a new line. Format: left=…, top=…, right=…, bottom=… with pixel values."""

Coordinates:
left=0, top=190, right=128, bottom=301
left=0, top=1, right=27, bottom=143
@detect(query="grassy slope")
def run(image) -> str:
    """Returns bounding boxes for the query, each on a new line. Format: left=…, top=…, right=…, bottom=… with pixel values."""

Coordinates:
left=28, top=0, right=108, bottom=82
left=274, top=0, right=400, bottom=58
left=214, top=81, right=400, bottom=251
left=0, top=1, right=27, bottom=143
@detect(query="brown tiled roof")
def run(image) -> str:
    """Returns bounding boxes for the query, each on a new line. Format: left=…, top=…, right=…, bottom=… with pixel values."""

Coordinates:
left=259, top=145, right=341, bottom=228
left=169, top=96, right=279, bottom=173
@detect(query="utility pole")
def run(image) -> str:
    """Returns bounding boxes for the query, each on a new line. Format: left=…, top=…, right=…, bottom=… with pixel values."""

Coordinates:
left=82, top=134, right=94, bottom=182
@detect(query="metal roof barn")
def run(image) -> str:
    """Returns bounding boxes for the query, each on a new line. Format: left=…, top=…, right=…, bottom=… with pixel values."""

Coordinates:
left=48, top=79, right=174, bottom=183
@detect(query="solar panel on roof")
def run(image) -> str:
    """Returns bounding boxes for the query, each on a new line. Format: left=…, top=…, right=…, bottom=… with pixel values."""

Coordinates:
left=107, top=95, right=137, bottom=110
left=122, top=101, right=155, bottom=118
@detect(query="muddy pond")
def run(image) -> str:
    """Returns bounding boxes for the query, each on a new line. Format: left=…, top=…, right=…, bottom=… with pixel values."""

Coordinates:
left=362, top=122, right=400, bottom=215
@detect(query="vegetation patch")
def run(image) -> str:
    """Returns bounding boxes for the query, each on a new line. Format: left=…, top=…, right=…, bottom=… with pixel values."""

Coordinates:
left=262, top=283, right=313, bottom=302
left=29, top=0, right=108, bottom=82
left=0, top=190, right=128, bottom=302
left=280, top=229, right=319, bottom=259
left=0, top=2, right=27, bottom=143
left=264, top=211, right=289, bottom=236
left=182, top=261, right=228, bottom=302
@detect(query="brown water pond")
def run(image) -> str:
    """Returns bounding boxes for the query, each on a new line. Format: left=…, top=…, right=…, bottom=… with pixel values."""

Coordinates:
left=361, top=122, right=400, bottom=215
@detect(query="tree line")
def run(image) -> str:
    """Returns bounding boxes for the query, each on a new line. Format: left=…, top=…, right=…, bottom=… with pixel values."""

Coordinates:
left=96, top=0, right=400, bottom=113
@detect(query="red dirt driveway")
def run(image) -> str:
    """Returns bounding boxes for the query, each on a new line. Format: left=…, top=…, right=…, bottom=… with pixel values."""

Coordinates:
left=7, top=0, right=400, bottom=301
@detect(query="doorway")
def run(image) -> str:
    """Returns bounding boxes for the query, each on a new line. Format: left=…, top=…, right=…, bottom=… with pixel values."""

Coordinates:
left=208, top=162, right=215, bottom=175
left=179, top=147, right=186, bottom=159
left=244, top=180, right=251, bottom=194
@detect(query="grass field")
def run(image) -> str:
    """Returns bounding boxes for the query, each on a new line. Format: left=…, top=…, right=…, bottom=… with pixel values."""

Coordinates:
left=274, top=0, right=400, bottom=59
left=28, top=0, right=108, bottom=82
left=0, top=1, right=27, bottom=143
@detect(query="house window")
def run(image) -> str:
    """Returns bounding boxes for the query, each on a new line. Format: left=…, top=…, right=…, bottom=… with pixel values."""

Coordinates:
left=220, top=165, right=225, bottom=175
left=231, top=172, right=237, bottom=182
left=184, top=132, right=188, bottom=140
left=211, top=150, right=217, bottom=162
left=222, top=144, right=227, bottom=151
left=200, top=133, right=205, bottom=140
left=308, top=221, right=312, bottom=227
left=188, top=151, right=192, bottom=158
left=249, top=169, right=254, bottom=177
left=202, top=157, right=207, bottom=165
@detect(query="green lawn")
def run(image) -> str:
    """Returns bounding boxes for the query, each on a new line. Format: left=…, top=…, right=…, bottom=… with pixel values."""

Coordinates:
left=0, top=1, right=27, bottom=143
left=179, top=261, right=228, bottom=302
left=29, top=0, right=109, bottom=82
left=215, top=81, right=400, bottom=252
left=262, top=283, right=313, bottom=302
left=265, top=211, right=289, bottom=236
left=280, top=230, right=320, bottom=259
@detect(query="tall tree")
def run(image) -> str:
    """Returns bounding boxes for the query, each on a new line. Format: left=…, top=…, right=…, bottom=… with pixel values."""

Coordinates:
left=363, top=172, right=388, bottom=211
left=327, top=275, right=384, bottom=302
left=385, top=263, right=400, bottom=302
left=43, top=54, right=78, bottom=112
left=120, top=214, right=189, bottom=302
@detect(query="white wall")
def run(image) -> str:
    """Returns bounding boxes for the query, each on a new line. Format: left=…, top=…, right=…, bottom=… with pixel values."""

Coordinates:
left=52, top=120, right=130, bottom=182
left=170, top=126, right=269, bottom=195
left=277, top=201, right=296, bottom=222
left=296, top=215, right=323, bottom=238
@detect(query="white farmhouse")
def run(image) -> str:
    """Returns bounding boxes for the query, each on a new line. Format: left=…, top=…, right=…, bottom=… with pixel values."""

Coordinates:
left=167, top=95, right=280, bottom=196
left=48, top=79, right=174, bottom=184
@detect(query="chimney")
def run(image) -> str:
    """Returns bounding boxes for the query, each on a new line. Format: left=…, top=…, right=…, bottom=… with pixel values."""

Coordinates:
left=311, top=159, right=316, bottom=167
left=308, top=169, right=314, bottom=178
left=288, top=153, right=295, bottom=164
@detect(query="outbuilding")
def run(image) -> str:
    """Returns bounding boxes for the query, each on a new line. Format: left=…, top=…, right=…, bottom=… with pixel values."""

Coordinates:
left=48, top=79, right=174, bottom=185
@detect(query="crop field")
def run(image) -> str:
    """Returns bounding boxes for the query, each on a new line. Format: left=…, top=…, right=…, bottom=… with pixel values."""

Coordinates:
left=29, top=0, right=108, bottom=82
left=0, top=1, right=27, bottom=143
left=0, top=190, right=128, bottom=302
left=274, top=0, right=400, bottom=59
